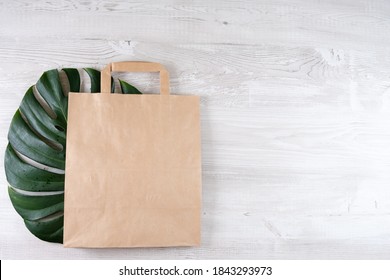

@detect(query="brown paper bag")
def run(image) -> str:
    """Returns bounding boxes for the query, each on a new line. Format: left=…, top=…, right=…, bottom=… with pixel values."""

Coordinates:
left=63, top=62, right=201, bottom=247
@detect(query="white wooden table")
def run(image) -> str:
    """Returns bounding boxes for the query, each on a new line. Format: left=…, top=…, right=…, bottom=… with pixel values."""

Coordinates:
left=1, top=0, right=390, bottom=259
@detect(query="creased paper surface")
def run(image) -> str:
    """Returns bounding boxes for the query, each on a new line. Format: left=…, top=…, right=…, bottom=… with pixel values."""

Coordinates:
left=64, top=94, right=201, bottom=248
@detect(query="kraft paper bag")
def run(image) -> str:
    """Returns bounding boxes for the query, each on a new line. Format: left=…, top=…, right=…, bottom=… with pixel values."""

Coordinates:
left=63, top=62, right=201, bottom=247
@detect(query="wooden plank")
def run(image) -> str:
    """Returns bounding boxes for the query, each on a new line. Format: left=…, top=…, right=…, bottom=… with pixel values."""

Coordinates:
left=0, top=1, right=389, bottom=49
left=1, top=0, right=390, bottom=259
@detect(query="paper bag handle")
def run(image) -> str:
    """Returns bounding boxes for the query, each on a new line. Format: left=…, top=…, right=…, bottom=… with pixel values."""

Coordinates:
left=101, top=61, right=170, bottom=95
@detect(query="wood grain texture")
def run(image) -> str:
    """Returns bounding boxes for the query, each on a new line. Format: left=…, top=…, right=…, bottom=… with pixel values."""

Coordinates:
left=1, top=0, right=390, bottom=259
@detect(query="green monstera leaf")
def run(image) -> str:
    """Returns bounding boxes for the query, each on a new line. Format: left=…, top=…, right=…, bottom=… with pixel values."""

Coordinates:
left=5, top=67, right=142, bottom=243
